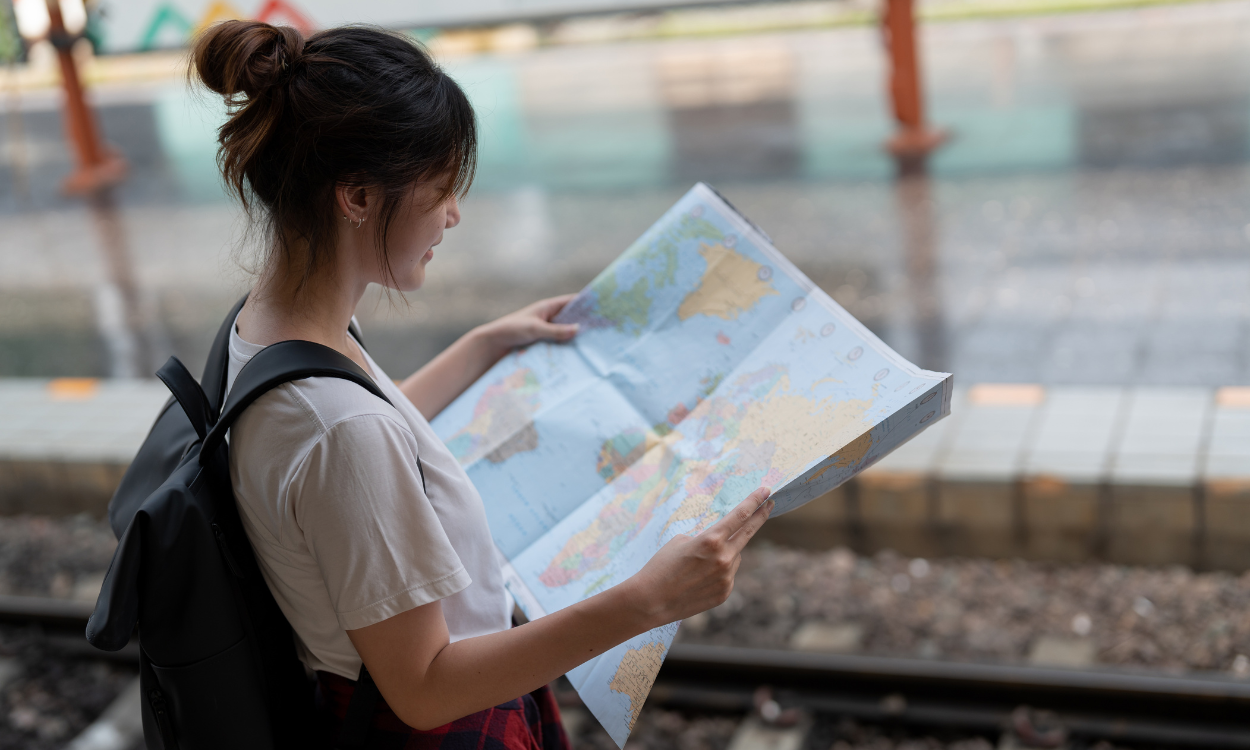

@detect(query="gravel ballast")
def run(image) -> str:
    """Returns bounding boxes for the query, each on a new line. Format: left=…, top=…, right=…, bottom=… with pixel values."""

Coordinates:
left=678, top=543, right=1250, bottom=674
left=0, top=515, right=118, bottom=602
left=0, top=625, right=137, bottom=750
left=3, top=518, right=1249, bottom=675
left=568, top=707, right=1135, bottom=750
left=0, top=515, right=1244, bottom=747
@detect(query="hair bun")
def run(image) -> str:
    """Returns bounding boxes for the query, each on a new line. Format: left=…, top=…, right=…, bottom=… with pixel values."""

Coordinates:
left=191, top=20, right=305, bottom=99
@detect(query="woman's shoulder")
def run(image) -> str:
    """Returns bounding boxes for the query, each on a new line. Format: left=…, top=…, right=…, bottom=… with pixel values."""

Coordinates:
left=233, top=375, right=414, bottom=456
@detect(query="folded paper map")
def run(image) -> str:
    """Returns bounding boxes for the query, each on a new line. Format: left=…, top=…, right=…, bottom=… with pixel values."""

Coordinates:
left=431, top=183, right=953, bottom=746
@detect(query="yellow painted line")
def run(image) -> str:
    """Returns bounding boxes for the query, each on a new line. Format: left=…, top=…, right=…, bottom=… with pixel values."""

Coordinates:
left=918, top=0, right=1227, bottom=22
left=564, top=0, right=1239, bottom=44
left=1024, top=474, right=1069, bottom=495
left=1216, top=386, right=1250, bottom=408
left=1206, top=478, right=1250, bottom=493
left=47, top=377, right=100, bottom=401
left=967, top=383, right=1045, bottom=406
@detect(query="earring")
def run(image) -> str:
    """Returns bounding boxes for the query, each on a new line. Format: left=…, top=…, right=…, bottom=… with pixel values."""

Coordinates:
left=355, top=216, right=364, bottom=229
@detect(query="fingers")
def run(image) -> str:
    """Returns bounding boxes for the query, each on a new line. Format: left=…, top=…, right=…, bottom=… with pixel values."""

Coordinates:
left=533, top=320, right=579, bottom=342
left=726, top=493, right=772, bottom=553
left=535, top=294, right=578, bottom=321
left=706, top=487, right=772, bottom=541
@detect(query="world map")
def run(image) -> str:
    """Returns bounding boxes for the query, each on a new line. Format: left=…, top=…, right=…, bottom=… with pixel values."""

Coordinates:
left=431, top=183, right=952, bottom=747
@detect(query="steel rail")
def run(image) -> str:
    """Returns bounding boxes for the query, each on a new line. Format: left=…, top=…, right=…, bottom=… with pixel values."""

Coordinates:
left=658, top=644, right=1250, bottom=747
left=0, top=594, right=95, bottom=630
left=0, top=594, right=140, bottom=661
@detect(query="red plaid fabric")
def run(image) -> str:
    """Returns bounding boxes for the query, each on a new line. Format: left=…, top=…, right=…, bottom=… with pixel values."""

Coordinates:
left=315, top=671, right=571, bottom=750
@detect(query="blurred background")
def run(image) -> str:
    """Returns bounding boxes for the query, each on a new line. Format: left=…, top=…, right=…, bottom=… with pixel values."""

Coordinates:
left=9, top=0, right=1250, bottom=385
left=4, top=0, right=1250, bottom=747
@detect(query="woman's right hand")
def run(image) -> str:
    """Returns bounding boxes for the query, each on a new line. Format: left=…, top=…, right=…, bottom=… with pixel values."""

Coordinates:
left=626, top=488, right=773, bottom=627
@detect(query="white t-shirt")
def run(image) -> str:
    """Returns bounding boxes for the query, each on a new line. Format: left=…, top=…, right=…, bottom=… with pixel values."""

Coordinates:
left=225, top=318, right=509, bottom=679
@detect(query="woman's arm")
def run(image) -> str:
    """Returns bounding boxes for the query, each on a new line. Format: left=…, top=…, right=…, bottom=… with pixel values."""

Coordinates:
left=347, top=488, right=773, bottom=731
left=400, top=295, right=578, bottom=419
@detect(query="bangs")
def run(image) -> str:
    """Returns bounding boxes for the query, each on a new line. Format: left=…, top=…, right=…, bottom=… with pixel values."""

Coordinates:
left=403, top=65, right=477, bottom=210
left=440, top=73, right=478, bottom=201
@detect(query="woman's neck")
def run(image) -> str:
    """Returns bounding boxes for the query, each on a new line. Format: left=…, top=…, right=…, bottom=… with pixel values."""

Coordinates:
left=235, top=260, right=371, bottom=369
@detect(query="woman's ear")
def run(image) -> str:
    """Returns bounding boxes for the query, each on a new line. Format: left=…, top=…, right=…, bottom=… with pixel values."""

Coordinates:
left=335, top=184, right=371, bottom=223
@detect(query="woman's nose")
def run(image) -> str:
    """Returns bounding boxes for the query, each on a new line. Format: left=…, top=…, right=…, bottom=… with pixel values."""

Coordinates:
left=445, top=197, right=461, bottom=229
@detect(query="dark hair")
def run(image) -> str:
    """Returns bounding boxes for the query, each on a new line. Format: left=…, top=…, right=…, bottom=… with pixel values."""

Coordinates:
left=191, top=21, right=476, bottom=286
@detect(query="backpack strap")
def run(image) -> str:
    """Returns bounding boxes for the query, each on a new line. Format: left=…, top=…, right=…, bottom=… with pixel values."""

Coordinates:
left=156, top=357, right=213, bottom=441
left=202, top=294, right=250, bottom=414
left=348, top=319, right=366, bottom=350
left=201, top=294, right=369, bottom=416
left=200, top=340, right=393, bottom=465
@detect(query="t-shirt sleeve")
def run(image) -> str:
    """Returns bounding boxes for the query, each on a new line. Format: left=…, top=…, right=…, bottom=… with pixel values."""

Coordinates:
left=288, top=413, right=472, bottom=631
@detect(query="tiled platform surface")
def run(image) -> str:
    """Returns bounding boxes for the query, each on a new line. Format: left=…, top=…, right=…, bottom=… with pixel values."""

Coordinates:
left=768, top=384, right=1250, bottom=570
left=3, top=378, right=1250, bottom=569
left=0, top=378, right=168, bottom=516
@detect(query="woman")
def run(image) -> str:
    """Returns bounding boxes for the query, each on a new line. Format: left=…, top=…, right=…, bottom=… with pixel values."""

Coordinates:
left=193, top=19, right=773, bottom=746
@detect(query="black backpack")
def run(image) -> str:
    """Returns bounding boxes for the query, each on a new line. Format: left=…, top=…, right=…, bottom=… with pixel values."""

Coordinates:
left=87, top=297, right=387, bottom=749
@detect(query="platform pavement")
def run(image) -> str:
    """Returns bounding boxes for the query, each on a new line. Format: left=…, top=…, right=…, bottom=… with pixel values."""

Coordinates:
left=2, top=378, right=1249, bottom=569
left=0, top=378, right=168, bottom=517
left=744, top=383, right=1250, bottom=570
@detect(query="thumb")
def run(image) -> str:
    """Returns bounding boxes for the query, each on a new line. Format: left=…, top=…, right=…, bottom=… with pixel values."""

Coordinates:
left=707, top=488, right=771, bottom=540
left=537, top=294, right=577, bottom=321
left=537, top=321, right=579, bottom=341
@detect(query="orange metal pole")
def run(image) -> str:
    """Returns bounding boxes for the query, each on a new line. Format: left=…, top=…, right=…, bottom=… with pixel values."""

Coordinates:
left=46, top=0, right=126, bottom=194
left=882, top=0, right=946, bottom=162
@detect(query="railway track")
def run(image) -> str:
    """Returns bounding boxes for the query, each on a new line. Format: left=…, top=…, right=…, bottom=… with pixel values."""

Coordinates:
left=650, top=644, right=1250, bottom=748
left=4, top=594, right=1248, bottom=748
left=0, top=593, right=139, bottom=663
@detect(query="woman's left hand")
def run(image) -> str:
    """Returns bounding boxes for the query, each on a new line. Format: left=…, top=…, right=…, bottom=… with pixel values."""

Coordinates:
left=477, top=294, right=579, bottom=356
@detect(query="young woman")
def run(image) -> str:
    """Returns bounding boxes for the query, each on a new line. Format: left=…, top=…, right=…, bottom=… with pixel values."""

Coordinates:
left=193, top=20, right=773, bottom=746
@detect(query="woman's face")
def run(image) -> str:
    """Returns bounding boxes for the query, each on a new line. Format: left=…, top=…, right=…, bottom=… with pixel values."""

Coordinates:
left=379, top=181, right=461, bottom=292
